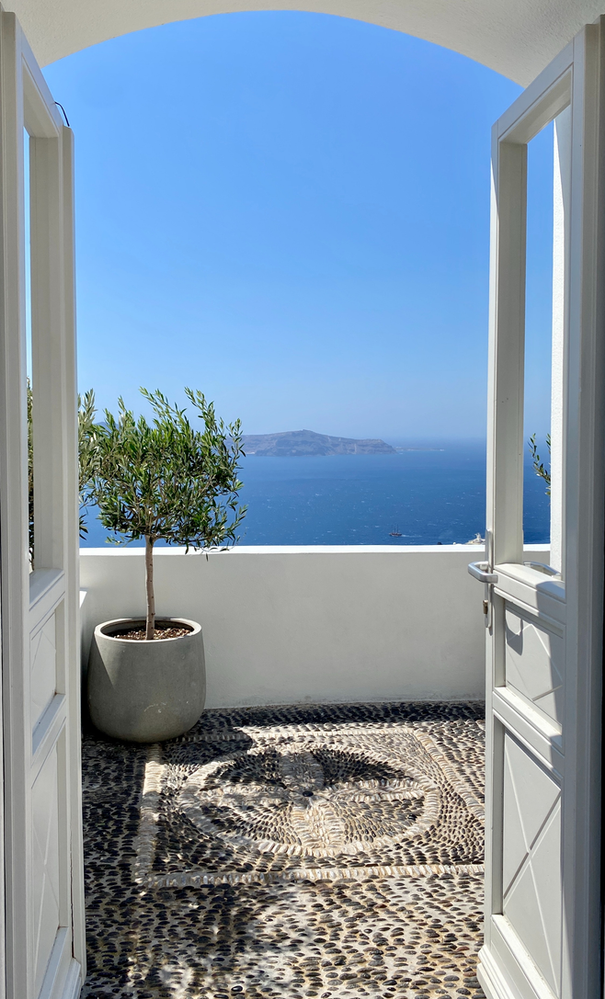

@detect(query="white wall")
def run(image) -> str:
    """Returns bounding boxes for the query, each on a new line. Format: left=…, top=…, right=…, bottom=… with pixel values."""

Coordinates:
left=13, top=0, right=595, bottom=87
left=80, top=544, right=548, bottom=709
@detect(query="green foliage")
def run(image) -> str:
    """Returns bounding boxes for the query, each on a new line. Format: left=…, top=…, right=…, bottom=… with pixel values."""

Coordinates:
left=78, top=389, right=98, bottom=516
left=28, top=380, right=98, bottom=564
left=87, top=388, right=246, bottom=549
left=528, top=433, right=551, bottom=496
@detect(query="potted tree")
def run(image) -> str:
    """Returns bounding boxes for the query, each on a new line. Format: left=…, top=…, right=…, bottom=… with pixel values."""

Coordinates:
left=86, top=387, right=246, bottom=742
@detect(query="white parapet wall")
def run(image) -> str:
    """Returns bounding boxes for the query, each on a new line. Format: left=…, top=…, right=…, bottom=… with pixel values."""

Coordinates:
left=80, top=544, right=549, bottom=709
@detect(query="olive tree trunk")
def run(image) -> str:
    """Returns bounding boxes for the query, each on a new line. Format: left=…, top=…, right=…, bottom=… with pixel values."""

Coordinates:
left=145, top=535, right=156, bottom=640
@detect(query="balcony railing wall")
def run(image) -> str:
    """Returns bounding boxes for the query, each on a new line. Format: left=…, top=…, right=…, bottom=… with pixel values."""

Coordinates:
left=80, top=544, right=548, bottom=709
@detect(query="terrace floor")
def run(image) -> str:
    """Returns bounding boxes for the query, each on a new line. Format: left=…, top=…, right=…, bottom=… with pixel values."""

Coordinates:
left=81, top=701, right=486, bottom=999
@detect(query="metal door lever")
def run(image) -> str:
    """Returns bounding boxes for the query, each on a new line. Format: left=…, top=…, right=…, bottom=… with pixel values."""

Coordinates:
left=468, top=561, right=498, bottom=584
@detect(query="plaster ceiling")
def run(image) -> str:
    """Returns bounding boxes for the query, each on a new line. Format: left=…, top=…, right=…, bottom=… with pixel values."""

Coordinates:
left=6, top=0, right=605, bottom=85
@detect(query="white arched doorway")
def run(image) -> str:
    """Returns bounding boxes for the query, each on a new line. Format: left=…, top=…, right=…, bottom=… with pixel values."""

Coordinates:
left=0, top=4, right=603, bottom=999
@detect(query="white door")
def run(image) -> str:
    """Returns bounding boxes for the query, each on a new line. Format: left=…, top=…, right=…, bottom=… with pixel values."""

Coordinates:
left=0, top=8, right=85, bottom=999
left=469, top=19, right=605, bottom=999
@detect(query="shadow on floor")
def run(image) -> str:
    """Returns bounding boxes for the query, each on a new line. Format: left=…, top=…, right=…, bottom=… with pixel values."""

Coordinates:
left=81, top=701, right=486, bottom=999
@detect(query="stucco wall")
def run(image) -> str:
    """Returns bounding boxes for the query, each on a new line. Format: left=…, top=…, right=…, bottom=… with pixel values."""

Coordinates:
left=80, top=544, right=548, bottom=708
left=7, top=0, right=601, bottom=86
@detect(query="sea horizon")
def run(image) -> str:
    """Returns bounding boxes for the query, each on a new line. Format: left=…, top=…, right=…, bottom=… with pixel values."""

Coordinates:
left=80, top=438, right=550, bottom=549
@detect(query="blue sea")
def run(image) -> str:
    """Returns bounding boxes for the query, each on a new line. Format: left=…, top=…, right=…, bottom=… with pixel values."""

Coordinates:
left=80, top=440, right=550, bottom=548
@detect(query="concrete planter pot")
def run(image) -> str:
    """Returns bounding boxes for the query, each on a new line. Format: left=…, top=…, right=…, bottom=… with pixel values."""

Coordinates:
left=88, top=617, right=205, bottom=742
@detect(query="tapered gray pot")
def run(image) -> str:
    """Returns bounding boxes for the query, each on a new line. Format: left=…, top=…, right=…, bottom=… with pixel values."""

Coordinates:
left=88, top=617, right=205, bottom=742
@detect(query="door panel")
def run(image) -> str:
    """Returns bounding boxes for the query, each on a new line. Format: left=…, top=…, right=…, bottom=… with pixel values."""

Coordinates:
left=30, top=614, right=57, bottom=727
left=471, top=19, right=605, bottom=999
left=502, top=734, right=562, bottom=997
left=504, top=608, right=564, bottom=725
left=0, top=7, right=85, bottom=998
left=32, top=747, right=61, bottom=998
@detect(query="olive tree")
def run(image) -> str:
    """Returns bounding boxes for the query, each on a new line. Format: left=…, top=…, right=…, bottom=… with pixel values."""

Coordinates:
left=85, top=388, right=246, bottom=639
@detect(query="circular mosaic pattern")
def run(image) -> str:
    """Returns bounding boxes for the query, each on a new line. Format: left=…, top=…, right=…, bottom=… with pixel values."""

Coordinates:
left=178, top=742, right=440, bottom=858
left=82, top=701, right=487, bottom=999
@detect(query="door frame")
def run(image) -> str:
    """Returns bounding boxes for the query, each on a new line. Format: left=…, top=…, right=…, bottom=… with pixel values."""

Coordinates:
left=0, top=8, right=85, bottom=998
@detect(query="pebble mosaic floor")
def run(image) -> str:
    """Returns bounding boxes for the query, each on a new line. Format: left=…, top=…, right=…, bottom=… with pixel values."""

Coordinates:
left=82, top=701, right=486, bottom=999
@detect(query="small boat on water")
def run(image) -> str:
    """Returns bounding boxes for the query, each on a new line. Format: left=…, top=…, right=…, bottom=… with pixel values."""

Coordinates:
left=389, top=526, right=403, bottom=537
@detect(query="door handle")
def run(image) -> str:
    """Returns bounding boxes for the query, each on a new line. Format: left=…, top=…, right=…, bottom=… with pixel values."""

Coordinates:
left=468, top=561, right=498, bottom=584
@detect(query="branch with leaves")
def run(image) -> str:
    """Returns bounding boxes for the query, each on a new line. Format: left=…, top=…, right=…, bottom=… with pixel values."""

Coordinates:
left=28, top=381, right=98, bottom=565
left=528, top=432, right=551, bottom=496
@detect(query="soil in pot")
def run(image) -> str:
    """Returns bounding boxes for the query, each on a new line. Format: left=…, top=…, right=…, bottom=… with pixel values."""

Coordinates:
left=113, top=624, right=193, bottom=640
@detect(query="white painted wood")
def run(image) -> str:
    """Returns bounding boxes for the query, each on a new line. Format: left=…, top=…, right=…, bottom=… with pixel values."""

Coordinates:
left=32, top=748, right=61, bottom=998
left=479, top=20, right=605, bottom=999
left=504, top=609, right=564, bottom=726
left=0, top=7, right=84, bottom=998
left=30, top=615, right=57, bottom=728
left=502, top=735, right=562, bottom=995
left=549, top=106, right=571, bottom=574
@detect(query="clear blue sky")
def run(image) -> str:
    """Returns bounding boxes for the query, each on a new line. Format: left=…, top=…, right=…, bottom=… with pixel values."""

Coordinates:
left=43, top=12, right=553, bottom=441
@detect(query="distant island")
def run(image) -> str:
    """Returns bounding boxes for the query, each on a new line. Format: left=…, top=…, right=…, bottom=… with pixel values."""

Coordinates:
left=242, top=429, right=397, bottom=456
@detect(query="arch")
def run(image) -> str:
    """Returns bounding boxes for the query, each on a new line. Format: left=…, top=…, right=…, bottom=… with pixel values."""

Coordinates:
left=5, top=0, right=604, bottom=85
